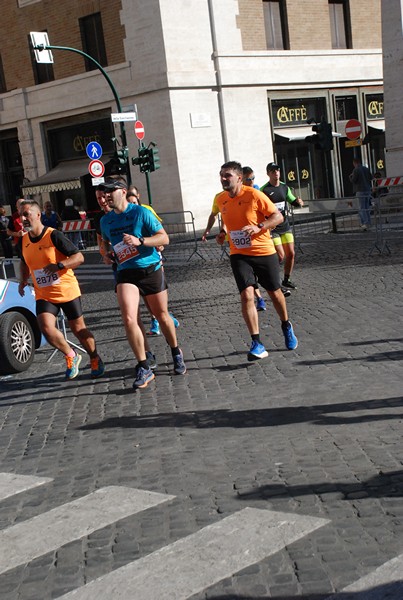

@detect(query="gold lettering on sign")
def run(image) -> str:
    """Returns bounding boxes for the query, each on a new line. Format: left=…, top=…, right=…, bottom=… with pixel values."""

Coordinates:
left=288, top=170, right=296, bottom=181
left=277, top=105, right=307, bottom=123
left=73, top=134, right=102, bottom=153
left=301, top=169, right=309, bottom=180
left=367, top=100, right=384, bottom=117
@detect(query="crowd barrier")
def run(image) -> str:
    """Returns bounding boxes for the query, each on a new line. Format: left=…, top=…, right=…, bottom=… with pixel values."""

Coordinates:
left=0, top=258, right=21, bottom=281
left=157, top=210, right=205, bottom=263
left=289, top=190, right=403, bottom=255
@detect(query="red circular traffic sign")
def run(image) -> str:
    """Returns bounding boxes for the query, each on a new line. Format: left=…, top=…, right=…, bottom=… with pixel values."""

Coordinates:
left=345, top=119, right=362, bottom=140
left=134, top=120, right=145, bottom=140
left=88, top=159, right=105, bottom=178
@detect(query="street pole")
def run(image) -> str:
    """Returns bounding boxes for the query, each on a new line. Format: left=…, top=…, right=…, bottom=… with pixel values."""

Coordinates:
left=33, top=43, right=131, bottom=185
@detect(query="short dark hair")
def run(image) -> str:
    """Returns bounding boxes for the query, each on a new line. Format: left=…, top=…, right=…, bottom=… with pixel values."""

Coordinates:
left=21, top=200, right=41, bottom=210
left=221, top=161, right=242, bottom=175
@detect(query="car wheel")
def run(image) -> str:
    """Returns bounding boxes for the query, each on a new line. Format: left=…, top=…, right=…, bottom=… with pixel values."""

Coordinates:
left=0, top=311, right=35, bottom=374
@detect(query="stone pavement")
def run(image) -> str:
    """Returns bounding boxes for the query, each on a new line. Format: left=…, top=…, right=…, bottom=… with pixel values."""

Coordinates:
left=0, top=236, right=402, bottom=599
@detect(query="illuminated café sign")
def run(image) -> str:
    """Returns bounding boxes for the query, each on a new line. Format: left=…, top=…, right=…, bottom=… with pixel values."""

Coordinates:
left=271, top=97, right=326, bottom=127
left=365, top=94, right=384, bottom=120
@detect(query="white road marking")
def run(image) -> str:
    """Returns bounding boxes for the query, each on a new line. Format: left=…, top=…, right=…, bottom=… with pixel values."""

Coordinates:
left=0, top=486, right=174, bottom=575
left=0, top=472, right=53, bottom=501
left=325, top=553, right=403, bottom=599
left=57, top=507, right=329, bottom=599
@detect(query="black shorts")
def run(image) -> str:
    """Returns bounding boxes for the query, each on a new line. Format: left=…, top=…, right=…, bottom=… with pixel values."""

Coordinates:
left=230, top=253, right=281, bottom=293
left=36, top=297, right=83, bottom=321
left=116, top=264, right=168, bottom=296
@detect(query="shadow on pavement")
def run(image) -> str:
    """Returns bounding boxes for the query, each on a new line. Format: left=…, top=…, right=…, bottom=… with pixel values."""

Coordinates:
left=78, top=396, right=403, bottom=431
left=205, top=582, right=403, bottom=598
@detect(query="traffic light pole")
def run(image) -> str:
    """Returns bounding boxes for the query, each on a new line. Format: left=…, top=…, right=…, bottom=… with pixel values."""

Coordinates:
left=33, top=43, right=131, bottom=185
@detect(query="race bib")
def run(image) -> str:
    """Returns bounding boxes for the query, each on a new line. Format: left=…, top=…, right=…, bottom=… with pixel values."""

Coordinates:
left=229, top=229, right=251, bottom=248
left=34, top=268, right=60, bottom=288
left=114, top=240, right=140, bottom=264
left=276, top=201, right=286, bottom=211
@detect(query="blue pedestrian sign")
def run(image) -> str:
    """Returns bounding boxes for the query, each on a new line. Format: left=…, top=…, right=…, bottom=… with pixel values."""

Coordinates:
left=86, top=141, right=103, bottom=160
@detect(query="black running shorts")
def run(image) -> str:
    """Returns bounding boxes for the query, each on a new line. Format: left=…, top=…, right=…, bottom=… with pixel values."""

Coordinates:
left=36, top=296, right=83, bottom=321
left=116, top=264, right=168, bottom=296
left=230, top=253, right=281, bottom=293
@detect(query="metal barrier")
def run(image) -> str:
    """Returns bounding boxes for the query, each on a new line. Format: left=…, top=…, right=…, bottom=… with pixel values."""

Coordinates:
left=157, top=210, right=205, bottom=263
left=289, top=197, right=379, bottom=254
left=0, top=258, right=22, bottom=281
left=371, top=186, right=403, bottom=255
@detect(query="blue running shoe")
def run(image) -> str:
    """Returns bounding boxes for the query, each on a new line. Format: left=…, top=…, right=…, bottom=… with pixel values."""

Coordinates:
left=133, top=365, right=155, bottom=389
left=282, top=321, right=298, bottom=350
left=173, top=350, right=186, bottom=374
left=145, top=351, right=157, bottom=370
left=90, top=355, right=105, bottom=378
left=256, top=297, right=267, bottom=311
left=148, top=317, right=161, bottom=336
left=170, top=313, right=180, bottom=328
left=65, top=352, right=82, bottom=379
left=247, top=340, right=268, bottom=361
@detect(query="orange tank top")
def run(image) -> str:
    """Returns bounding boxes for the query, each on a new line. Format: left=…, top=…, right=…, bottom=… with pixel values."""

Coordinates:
left=22, top=227, right=81, bottom=302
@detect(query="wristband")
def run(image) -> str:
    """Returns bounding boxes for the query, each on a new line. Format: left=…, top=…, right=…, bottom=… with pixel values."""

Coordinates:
left=139, top=237, right=145, bottom=245
left=57, top=262, right=65, bottom=270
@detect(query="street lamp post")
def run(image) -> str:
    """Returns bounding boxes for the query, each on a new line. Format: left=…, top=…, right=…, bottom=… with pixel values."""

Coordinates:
left=31, top=38, right=131, bottom=184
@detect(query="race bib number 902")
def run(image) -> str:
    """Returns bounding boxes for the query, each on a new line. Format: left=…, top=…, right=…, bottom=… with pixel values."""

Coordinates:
left=229, top=229, right=251, bottom=248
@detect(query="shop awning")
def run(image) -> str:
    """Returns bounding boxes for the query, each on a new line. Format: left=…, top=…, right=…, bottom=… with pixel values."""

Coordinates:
left=22, top=159, right=92, bottom=195
left=274, top=126, right=341, bottom=142
left=367, top=119, right=385, bottom=132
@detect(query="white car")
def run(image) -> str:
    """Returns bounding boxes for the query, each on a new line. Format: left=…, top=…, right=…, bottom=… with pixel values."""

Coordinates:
left=0, top=278, right=45, bottom=374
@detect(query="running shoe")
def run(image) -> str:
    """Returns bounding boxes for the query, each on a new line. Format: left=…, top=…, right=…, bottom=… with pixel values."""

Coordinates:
left=281, top=288, right=291, bottom=298
left=282, top=278, right=297, bottom=290
left=90, top=355, right=105, bottom=378
left=173, top=350, right=187, bottom=375
left=256, top=297, right=267, bottom=311
left=282, top=321, right=298, bottom=350
left=132, top=365, right=155, bottom=389
left=148, top=317, right=161, bottom=336
left=247, top=340, right=269, bottom=361
left=65, top=353, right=82, bottom=379
left=170, top=313, right=180, bottom=328
left=145, top=351, right=157, bottom=370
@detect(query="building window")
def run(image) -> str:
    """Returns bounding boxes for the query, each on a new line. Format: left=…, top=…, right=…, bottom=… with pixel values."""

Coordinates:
left=0, top=54, right=6, bottom=93
left=263, top=1, right=289, bottom=50
left=28, top=34, right=55, bottom=85
left=79, top=13, right=107, bottom=71
left=329, top=0, right=352, bottom=49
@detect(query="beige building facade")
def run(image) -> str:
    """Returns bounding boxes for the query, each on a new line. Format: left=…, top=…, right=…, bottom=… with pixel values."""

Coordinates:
left=0, top=0, right=384, bottom=225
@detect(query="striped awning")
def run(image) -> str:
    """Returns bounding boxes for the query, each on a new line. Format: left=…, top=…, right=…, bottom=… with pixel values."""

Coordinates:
left=22, top=158, right=92, bottom=194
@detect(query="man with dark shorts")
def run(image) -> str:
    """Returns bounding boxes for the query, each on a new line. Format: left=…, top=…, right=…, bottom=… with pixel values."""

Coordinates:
left=215, top=161, right=298, bottom=360
left=260, top=162, right=304, bottom=290
left=18, top=200, right=104, bottom=379
left=99, top=177, right=186, bottom=389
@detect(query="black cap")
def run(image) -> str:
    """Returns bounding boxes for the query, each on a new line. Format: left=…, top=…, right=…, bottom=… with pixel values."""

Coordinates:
left=97, top=177, right=127, bottom=191
left=266, top=162, right=280, bottom=171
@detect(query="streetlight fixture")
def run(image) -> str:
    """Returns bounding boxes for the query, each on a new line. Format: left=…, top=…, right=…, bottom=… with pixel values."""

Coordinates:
left=29, top=32, right=131, bottom=184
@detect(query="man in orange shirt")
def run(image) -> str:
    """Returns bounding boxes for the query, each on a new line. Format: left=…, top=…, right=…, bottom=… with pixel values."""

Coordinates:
left=215, top=161, right=298, bottom=360
left=18, top=200, right=104, bottom=380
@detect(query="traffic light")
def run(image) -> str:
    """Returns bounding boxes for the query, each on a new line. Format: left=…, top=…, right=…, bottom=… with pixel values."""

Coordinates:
left=132, top=145, right=161, bottom=173
left=305, top=119, right=333, bottom=151
left=149, top=145, right=160, bottom=172
left=132, top=146, right=150, bottom=172
left=114, top=147, right=128, bottom=165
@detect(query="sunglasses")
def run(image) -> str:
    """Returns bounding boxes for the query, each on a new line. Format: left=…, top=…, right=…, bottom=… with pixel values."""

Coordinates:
left=244, top=177, right=255, bottom=181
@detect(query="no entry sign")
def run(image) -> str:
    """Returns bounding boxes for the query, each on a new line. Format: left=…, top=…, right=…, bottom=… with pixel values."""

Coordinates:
left=134, top=120, right=145, bottom=140
left=345, top=119, right=362, bottom=140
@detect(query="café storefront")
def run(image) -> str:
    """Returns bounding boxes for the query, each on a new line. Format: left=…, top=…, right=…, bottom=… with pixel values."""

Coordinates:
left=270, top=90, right=384, bottom=201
